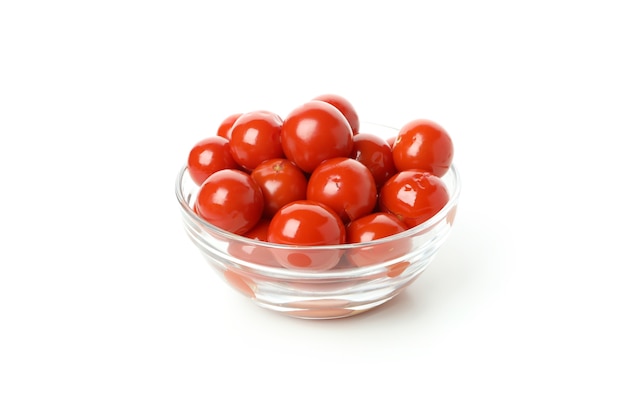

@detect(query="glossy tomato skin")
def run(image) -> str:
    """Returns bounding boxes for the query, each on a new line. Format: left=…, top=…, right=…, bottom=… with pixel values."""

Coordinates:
left=268, top=200, right=346, bottom=246
left=306, top=157, right=377, bottom=223
left=378, top=169, right=449, bottom=228
left=346, top=212, right=409, bottom=243
left=267, top=200, right=346, bottom=270
left=345, top=212, right=410, bottom=266
left=187, top=136, right=239, bottom=186
left=280, top=100, right=353, bottom=173
left=229, top=110, right=284, bottom=171
left=250, top=158, right=308, bottom=218
left=216, top=113, right=243, bottom=139
left=350, top=132, right=397, bottom=189
left=392, top=119, right=454, bottom=177
left=312, top=93, right=360, bottom=135
left=194, top=169, right=264, bottom=235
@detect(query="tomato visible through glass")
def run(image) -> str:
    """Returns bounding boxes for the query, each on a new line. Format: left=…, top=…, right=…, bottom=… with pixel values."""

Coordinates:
left=186, top=95, right=456, bottom=264
left=378, top=169, right=449, bottom=228
left=227, top=218, right=280, bottom=266
left=267, top=200, right=345, bottom=270
left=345, top=212, right=410, bottom=266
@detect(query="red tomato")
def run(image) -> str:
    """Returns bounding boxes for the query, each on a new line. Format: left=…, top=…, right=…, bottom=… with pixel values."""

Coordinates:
left=312, top=93, right=360, bottom=135
left=392, top=119, right=454, bottom=177
left=187, top=136, right=239, bottom=186
left=227, top=218, right=279, bottom=266
left=306, top=157, right=377, bottom=223
left=378, top=169, right=449, bottom=228
left=280, top=100, right=353, bottom=173
left=268, top=200, right=346, bottom=246
left=267, top=200, right=345, bottom=270
left=345, top=212, right=410, bottom=266
left=229, top=110, right=284, bottom=171
left=194, top=169, right=264, bottom=235
left=350, top=132, right=397, bottom=189
left=346, top=212, right=409, bottom=243
left=242, top=216, right=270, bottom=241
left=216, top=113, right=243, bottom=139
left=250, top=158, right=308, bottom=218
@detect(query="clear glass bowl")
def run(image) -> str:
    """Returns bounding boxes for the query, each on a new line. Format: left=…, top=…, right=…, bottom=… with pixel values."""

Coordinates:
left=175, top=124, right=461, bottom=319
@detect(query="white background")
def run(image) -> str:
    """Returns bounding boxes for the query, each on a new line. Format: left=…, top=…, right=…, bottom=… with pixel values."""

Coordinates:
left=1, top=1, right=625, bottom=415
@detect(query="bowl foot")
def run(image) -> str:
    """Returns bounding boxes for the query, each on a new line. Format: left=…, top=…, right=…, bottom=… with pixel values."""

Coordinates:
left=253, top=293, right=401, bottom=319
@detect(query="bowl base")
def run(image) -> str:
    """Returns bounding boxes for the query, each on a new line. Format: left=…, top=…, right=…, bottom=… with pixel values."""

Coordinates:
left=252, top=287, right=410, bottom=319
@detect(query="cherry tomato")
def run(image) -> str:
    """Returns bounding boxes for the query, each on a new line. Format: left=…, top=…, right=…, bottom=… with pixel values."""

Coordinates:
left=242, top=215, right=270, bottom=240
left=346, top=212, right=409, bottom=243
left=194, top=169, right=264, bottom=235
left=312, top=93, right=360, bottom=135
left=216, top=112, right=243, bottom=139
left=350, top=132, right=397, bottom=189
left=392, top=119, right=454, bottom=177
left=250, top=158, right=308, bottom=218
left=229, top=110, right=284, bottom=171
left=187, top=136, right=239, bottom=186
left=268, top=200, right=346, bottom=246
left=378, top=169, right=449, bottom=228
left=345, top=212, right=410, bottom=266
left=306, top=157, right=377, bottom=223
left=267, top=200, right=345, bottom=270
left=280, top=100, right=353, bottom=173
left=227, top=218, right=279, bottom=266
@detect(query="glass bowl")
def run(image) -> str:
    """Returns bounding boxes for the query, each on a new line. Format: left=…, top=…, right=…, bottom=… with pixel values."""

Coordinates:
left=175, top=124, right=461, bottom=319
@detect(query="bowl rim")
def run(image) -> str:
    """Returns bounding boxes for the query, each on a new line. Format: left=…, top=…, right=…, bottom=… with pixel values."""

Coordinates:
left=175, top=162, right=461, bottom=251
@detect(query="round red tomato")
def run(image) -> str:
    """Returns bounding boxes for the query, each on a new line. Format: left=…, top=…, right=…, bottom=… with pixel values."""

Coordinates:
left=392, top=119, right=454, bottom=177
left=345, top=212, right=410, bottom=266
left=194, top=169, right=264, bottom=235
left=187, top=136, right=239, bottom=186
left=216, top=112, right=243, bottom=139
left=378, top=169, right=449, bottom=228
left=350, top=132, right=397, bottom=189
left=250, top=158, right=308, bottom=218
left=229, top=110, right=284, bottom=171
left=346, top=212, right=409, bottom=243
left=267, top=200, right=345, bottom=270
left=280, top=100, right=353, bottom=173
left=312, top=93, right=360, bottom=135
left=306, top=157, right=377, bottom=223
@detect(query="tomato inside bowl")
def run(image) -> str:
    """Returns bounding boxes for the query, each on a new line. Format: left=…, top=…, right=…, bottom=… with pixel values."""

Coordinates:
left=175, top=122, right=460, bottom=319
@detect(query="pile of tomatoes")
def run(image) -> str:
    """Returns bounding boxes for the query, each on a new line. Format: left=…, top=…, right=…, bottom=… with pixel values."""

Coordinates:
left=186, top=94, right=454, bottom=248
